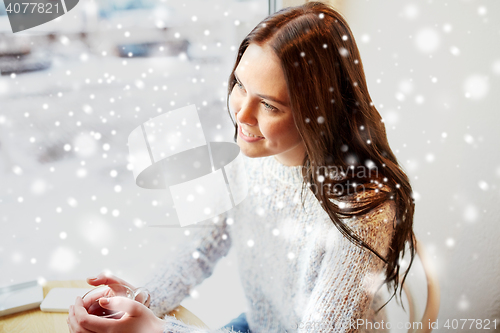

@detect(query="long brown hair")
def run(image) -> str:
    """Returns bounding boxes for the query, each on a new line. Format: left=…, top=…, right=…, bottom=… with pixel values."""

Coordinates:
left=226, top=2, right=415, bottom=311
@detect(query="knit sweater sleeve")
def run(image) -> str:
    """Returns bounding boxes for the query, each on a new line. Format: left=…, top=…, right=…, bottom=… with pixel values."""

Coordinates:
left=299, top=199, right=397, bottom=333
left=143, top=213, right=233, bottom=321
left=144, top=212, right=246, bottom=333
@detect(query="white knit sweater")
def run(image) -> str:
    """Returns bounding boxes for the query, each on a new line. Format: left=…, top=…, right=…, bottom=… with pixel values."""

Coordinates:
left=145, top=154, right=396, bottom=333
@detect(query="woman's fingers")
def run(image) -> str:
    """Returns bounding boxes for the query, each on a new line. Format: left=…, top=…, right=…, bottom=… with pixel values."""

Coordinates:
left=74, top=297, right=114, bottom=332
left=144, top=293, right=151, bottom=308
left=133, top=289, right=150, bottom=305
left=68, top=303, right=97, bottom=333
left=86, top=272, right=135, bottom=289
left=76, top=297, right=144, bottom=332
left=86, top=272, right=118, bottom=286
left=98, top=296, right=144, bottom=317
left=81, top=289, right=109, bottom=309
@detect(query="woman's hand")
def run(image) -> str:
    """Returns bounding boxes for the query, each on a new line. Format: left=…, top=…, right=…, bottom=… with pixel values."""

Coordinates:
left=67, top=296, right=165, bottom=333
left=86, top=272, right=150, bottom=307
left=87, top=272, right=135, bottom=289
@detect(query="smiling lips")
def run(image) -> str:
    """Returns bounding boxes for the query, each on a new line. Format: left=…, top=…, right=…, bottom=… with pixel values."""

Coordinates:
left=238, top=125, right=265, bottom=142
left=241, top=127, right=264, bottom=138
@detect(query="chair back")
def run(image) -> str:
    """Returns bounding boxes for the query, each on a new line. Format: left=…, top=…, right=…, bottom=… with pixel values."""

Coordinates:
left=400, top=237, right=440, bottom=333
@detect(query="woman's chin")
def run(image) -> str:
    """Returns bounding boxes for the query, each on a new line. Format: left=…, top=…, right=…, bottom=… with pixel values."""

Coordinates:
left=237, top=145, right=266, bottom=159
left=240, top=150, right=260, bottom=158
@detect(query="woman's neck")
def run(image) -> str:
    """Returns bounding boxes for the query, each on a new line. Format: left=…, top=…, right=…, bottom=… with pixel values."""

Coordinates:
left=273, top=142, right=306, bottom=166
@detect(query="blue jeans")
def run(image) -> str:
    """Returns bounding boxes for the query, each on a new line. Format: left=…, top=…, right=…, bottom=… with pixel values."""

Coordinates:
left=221, top=312, right=251, bottom=333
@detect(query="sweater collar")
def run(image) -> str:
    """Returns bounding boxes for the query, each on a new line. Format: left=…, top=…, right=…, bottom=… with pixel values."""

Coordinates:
left=264, top=155, right=305, bottom=186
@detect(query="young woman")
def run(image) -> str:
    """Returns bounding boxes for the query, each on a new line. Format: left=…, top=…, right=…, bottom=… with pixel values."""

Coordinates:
left=68, top=2, right=415, bottom=332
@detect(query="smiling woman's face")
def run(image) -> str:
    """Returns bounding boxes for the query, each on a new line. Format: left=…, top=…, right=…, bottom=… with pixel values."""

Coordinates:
left=229, top=43, right=306, bottom=166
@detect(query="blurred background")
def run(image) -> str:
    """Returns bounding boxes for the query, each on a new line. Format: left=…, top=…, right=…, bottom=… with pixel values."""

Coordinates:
left=0, top=0, right=499, bottom=331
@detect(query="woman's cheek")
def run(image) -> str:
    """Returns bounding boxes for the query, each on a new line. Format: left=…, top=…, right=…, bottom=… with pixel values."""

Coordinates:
left=260, top=123, right=276, bottom=143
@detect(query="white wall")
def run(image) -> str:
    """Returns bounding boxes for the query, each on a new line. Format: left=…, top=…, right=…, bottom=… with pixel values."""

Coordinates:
left=343, top=0, right=500, bottom=331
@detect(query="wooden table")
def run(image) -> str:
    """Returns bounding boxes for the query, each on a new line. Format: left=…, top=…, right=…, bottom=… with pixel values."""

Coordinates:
left=0, top=280, right=209, bottom=333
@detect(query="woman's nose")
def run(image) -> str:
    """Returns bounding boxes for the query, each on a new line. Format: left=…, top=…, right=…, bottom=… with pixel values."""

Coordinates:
left=236, top=100, right=257, bottom=127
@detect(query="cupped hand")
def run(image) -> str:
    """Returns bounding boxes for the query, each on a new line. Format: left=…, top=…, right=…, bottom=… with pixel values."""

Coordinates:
left=68, top=296, right=165, bottom=333
left=86, top=272, right=150, bottom=307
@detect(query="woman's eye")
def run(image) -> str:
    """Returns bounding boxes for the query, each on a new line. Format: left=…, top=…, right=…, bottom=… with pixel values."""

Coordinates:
left=236, top=82, right=244, bottom=90
left=262, top=101, right=278, bottom=112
